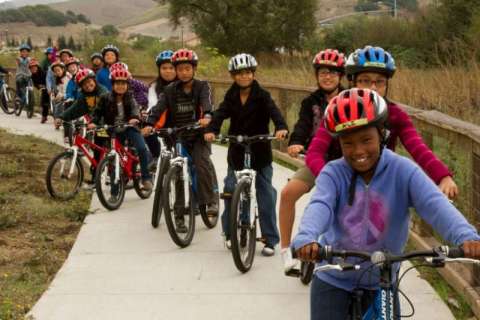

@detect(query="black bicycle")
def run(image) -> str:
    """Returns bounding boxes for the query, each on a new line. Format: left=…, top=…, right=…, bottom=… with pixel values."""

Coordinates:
left=288, top=245, right=479, bottom=319
left=218, top=134, right=277, bottom=273
left=14, top=77, right=34, bottom=118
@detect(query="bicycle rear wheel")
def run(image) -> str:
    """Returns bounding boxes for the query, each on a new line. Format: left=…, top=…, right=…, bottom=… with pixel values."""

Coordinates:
left=230, top=179, right=256, bottom=273
left=163, top=165, right=195, bottom=248
left=0, top=87, right=15, bottom=114
left=299, top=261, right=315, bottom=285
left=46, top=151, right=84, bottom=200
left=200, top=164, right=219, bottom=229
left=95, top=155, right=126, bottom=211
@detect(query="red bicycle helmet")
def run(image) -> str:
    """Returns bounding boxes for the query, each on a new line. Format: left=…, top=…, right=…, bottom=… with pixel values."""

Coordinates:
left=109, top=62, right=129, bottom=73
left=75, top=68, right=96, bottom=85
left=172, top=48, right=198, bottom=66
left=324, top=88, right=388, bottom=137
left=110, top=68, right=131, bottom=81
left=312, top=49, right=345, bottom=73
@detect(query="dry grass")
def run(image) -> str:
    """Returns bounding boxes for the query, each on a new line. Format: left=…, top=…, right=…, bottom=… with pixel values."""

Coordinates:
left=0, top=129, right=91, bottom=319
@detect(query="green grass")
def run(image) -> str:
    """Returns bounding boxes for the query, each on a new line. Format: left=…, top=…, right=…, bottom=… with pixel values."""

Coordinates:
left=0, top=129, right=92, bottom=320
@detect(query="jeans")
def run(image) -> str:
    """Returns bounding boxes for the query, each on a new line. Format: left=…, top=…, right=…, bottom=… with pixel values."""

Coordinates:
left=145, top=134, right=160, bottom=158
left=40, top=88, right=50, bottom=117
left=15, top=76, right=29, bottom=105
left=221, top=164, right=279, bottom=247
left=310, top=276, right=400, bottom=320
left=118, top=127, right=152, bottom=181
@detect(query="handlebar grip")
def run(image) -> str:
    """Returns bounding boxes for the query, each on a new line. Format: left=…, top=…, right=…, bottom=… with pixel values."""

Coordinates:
left=447, top=247, right=464, bottom=258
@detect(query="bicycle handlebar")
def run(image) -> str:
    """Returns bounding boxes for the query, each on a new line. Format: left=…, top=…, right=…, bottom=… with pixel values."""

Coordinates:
left=153, top=123, right=202, bottom=136
left=216, top=134, right=277, bottom=144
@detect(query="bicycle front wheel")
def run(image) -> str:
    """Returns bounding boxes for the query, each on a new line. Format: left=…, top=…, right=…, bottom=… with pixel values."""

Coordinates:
left=230, top=179, right=256, bottom=273
left=46, top=151, right=84, bottom=200
left=95, top=155, right=126, bottom=211
left=151, top=157, right=169, bottom=228
left=26, top=89, right=35, bottom=118
left=163, top=165, right=195, bottom=248
left=14, top=97, right=23, bottom=116
left=0, top=87, right=15, bottom=114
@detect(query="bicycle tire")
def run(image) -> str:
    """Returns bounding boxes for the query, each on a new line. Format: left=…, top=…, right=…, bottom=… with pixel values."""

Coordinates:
left=230, top=179, right=256, bottom=273
left=151, top=156, right=169, bottom=228
left=26, top=89, right=34, bottom=118
left=162, top=165, right=195, bottom=248
left=0, top=87, right=15, bottom=114
left=14, top=98, right=23, bottom=116
left=95, top=155, right=126, bottom=211
left=133, top=161, right=153, bottom=199
left=200, top=163, right=219, bottom=229
left=299, top=261, right=315, bottom=285
left=46, top=151, right=84, bottom=200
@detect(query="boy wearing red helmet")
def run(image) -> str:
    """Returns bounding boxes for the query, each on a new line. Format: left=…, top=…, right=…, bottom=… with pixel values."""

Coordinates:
left=144, top=48, right=218, bottom=231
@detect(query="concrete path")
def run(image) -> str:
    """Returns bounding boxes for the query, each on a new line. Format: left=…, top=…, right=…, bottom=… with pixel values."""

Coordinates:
left=0, top=112, right=454, bottom=320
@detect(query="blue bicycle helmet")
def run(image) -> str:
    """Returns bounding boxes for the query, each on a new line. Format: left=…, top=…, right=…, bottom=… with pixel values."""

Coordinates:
left=156, top=50, right=174, bottom=66
left=345, top=46, right=396, bottom=79
left=19, top=43, right=31, bottom=51
left=44, top=47, right=54, bottom=55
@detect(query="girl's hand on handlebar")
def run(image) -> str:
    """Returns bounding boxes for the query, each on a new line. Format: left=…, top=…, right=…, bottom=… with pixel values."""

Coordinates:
left=142, top=126, right=153, bottom=136
left=462, top=241, right=480, bottom=259
left=275, top=130, right=288, bottom=141
left=198, top=117, right=211, bottom=128
left=204, top=133, right=215, bottom=142
left=87, top=123, right=96, bottom=130
left=287, top=144, right=304, bottom=158
left=296, top=242, right=320, bottom=262
left=128, top=118, right=140, bottom=126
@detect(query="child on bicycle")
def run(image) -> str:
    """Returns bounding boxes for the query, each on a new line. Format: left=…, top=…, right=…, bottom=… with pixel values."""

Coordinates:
left=89, top=68, right=153, bottom=191
left=306, top=46, right=458, bottom=199
left=97, top=44, right=120, bottom=91
left=143, top=48, right=218, bottom=233
left=293, top=88, right=480, bottom=320
left=109, top=62, right=149, bottom=109
left=280, top=49, right=345, bottom=268
left=204, top=53, right=289, bottom=256
left=90, top=52, right=104, bottom=74
left=28, top=59, right=50, bottom=123
left=144, top=50, right=177, bottom=159
left=51, top=61, right=71, bottom=130
left=15, top=43, right=32, bottom=107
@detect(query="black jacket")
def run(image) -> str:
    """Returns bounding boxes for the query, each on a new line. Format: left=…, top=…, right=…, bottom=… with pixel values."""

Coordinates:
left=92, top=91, right=140, bottom=126
left=288, top=89, right=329, bottom=150
left=207, top=80, right=288, bottom=170
left=31, top=69, right=46, bottom=89
left=60, top=84, right=110, bottom=121
left=146, top=79, right=213, bottom=127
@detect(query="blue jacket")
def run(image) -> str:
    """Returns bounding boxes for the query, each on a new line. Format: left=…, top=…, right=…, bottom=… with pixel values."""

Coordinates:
left=65, top=78, right=79, bottom=100
left=96, top=67, right=111, bottom=91
left=292, top=148, right=480, bottom=291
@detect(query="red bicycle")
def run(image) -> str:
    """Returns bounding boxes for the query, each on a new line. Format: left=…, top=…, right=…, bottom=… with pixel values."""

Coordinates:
left=46, top=118, right=109, bottom=200
left=94, top=124, right=154, bottom=211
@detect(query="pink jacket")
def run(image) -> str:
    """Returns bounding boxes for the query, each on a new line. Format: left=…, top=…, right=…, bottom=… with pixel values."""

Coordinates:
left=305, top=102, right=452, bottom=184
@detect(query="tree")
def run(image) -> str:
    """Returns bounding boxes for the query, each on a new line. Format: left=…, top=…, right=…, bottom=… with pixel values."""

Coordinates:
left=101, top=24, right=119, bottom=37
left=57, top=35, right=67, bottom=49
left=67, top=36, right=76, bottom=49
left=27, top=36, right=33, bottom=48
left=157, top=0, right=317, bottom=54
left=47, top=35, right=53, bottom=47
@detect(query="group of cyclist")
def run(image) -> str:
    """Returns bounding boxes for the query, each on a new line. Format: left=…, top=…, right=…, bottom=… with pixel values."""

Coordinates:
left=6, top=41, right=480, bottom=319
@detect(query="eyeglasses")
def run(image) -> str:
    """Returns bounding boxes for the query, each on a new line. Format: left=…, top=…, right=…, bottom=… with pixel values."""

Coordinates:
left=317, top=69, right=341, bottom=77
left=356, top=78, right=388, bottom=88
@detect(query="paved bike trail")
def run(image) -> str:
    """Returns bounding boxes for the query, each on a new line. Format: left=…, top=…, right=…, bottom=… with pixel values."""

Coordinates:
left=0, top=113, right=454, bottom=320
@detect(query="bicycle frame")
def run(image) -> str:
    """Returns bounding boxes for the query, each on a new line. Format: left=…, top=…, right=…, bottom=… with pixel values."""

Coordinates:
left=106, top=132, right=140, bottom=184
left=152, top=136, right=172, bottom=190
left=234, top=143, right=257, bottom=226
left=25, top=78, right=33, bottom=106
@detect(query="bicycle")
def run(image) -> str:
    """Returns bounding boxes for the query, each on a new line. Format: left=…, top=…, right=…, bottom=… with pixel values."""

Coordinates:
left=287, top=245, right=480, bottom=319
left=95, top=124, right=155, bottom=211
left=46, top=119, right=108, bottom=200
left=0, top=74, right=16, bottom=114
left=14, top=77, right=34, bottom=118
left=161, top=124, right=220, bottom=248
left=218, top=134, right=277, bottom=273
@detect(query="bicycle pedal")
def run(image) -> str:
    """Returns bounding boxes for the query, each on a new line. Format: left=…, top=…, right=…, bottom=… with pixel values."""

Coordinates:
left=220, top=192, right=232, bottom=200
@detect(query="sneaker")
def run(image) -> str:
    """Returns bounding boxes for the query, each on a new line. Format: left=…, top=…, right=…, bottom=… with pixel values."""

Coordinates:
left=206, top=202, right=218, bottom=217
left=261, top=244, right=275, bottom=257
left=142, top=179, right=153, bottom=192
left=223, top=233, right=231, bottom=250
left=41, top=116, right=47, bottom=124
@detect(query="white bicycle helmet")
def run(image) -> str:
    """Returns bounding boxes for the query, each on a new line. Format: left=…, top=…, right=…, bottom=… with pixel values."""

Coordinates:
left=228, top=53, right=258, bottom=72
